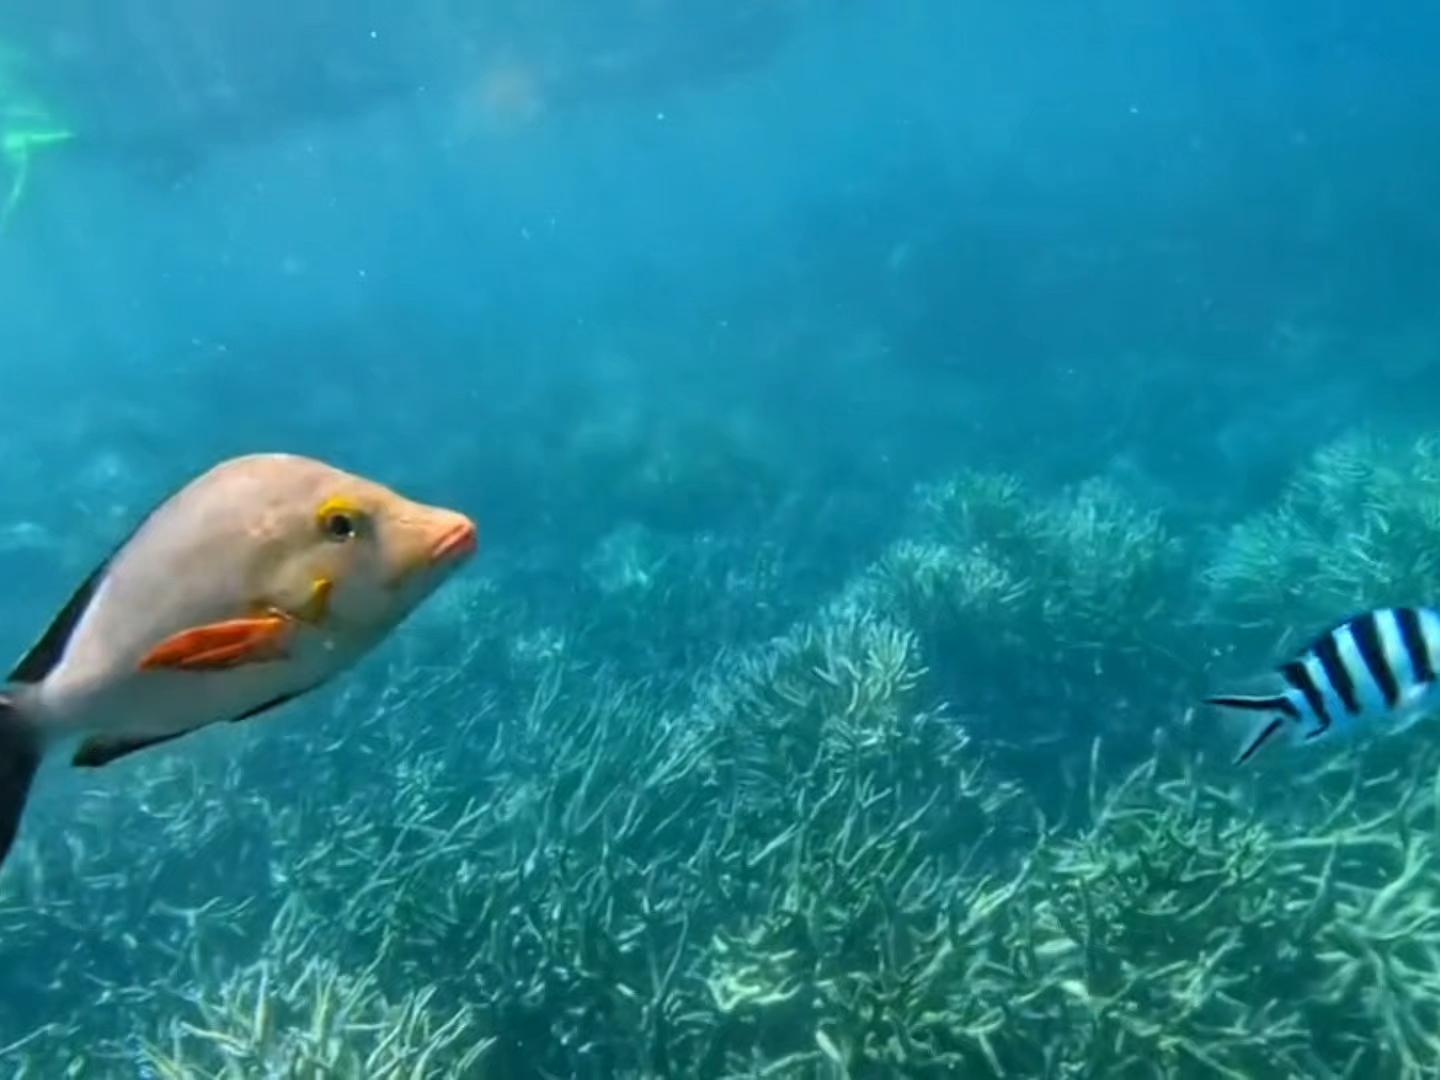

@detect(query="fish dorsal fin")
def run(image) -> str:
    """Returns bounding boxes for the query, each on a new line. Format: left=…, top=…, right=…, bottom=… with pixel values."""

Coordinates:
left=8, top=556, right=113, bottom=684
left=8, top=490, right=174, bottom=685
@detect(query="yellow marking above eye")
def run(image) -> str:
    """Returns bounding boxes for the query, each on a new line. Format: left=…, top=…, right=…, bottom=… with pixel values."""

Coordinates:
left=315, top=497, right=365, bottom=542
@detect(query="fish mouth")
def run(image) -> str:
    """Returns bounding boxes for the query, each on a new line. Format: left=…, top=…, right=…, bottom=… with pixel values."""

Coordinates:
left=428, top=518, right=478, bottom=565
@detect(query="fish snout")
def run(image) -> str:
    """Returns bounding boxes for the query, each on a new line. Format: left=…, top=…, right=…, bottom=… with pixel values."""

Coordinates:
left=426, top=512, right=478, bottom=567
left=384, top=506, right=477, bottom=590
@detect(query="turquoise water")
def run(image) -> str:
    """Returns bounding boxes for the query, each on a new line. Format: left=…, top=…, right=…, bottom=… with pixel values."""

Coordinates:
left=0, top=1, right=1438, bottom=1076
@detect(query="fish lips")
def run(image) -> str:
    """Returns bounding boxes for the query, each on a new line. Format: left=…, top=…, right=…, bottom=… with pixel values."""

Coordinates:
left=428, top=518, right=478, bottom=566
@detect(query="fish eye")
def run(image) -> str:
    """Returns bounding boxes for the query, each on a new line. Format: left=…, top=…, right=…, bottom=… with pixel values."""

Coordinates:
left=323, top=511, right=356, bottom=541
left=316, top=497, right=364, bottom=543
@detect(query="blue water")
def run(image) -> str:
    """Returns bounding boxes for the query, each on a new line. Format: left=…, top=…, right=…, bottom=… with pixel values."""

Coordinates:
left=0, top=0, right=1438, bottom=1076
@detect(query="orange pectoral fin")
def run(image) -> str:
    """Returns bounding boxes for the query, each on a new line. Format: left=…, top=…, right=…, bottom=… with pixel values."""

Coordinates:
left=138, top=614, right=293, bottom=672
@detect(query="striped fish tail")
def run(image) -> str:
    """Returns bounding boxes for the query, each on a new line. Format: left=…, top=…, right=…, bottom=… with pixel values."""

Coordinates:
left=1203, top=693, right=1294, bottom=764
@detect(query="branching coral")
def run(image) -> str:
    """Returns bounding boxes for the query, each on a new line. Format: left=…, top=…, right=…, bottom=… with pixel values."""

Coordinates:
left=573, top=521, right=797, bottom=678
left=1206, top=430, right=1440, bottom=632
left=141, top=953, right=492, bottom=1079
left=891, top=472, right=1193, bottom=662
left=1199, top=430, right=1440, bottom=783
left=675, top=600, right=1039, bottom=1077
left=699, top=782, right=1029, bottom=1078
left=697, top=711, right=1440, bottom=1079
left=854, top=470, right=1201, bottom=797
left=14, top=434, right=1440, bottom=1080
left=1020, top=756, right=1316, bottom=1076
left=912, top=470, right=1033, bottom=551
left=719, top=610, right=930, bottom=767
left=993, top=742, right=1440, bottom=1080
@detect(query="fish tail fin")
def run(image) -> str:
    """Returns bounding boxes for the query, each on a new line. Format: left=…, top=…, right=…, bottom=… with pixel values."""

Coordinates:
left=1203, top=693, right=1291, bottom=713
left=1203, top=694, right=1293, bottom=765
left=0, top=691, right=44, bottom=872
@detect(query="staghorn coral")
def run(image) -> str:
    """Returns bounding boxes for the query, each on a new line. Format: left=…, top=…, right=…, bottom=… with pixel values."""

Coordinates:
left=693, top=603, right=1036, bottom=866
left=890, top=471, right=1193, bottom=663
left=716, top=611, right=931, bottom=768
left=16, top=436, right=1440, bottom=1080
left=140, top=952, right=492, bottom=1079
left=682, top=603, right=1038, bottom=1077
left=1206, top=430, right=1440, bottom=632
left=318, top=660, right=732, bottom=1080
left=855, top=470, right=1201, bottom=802
left=912, top=470, right=1033, bottom=551
left=990, top=742, right=1440, bottom=1080
left=573, top=521, right=797, bottom=678
left=1199, top=429, right=1440, bottom=783
left=695, top=736, right=1440, bottom=1079
left=1018, top=751, right=1317, bottom=1078
left=698, top=780, right=1030, bottom=1078
left=873, top=540, right=1031, bottom=645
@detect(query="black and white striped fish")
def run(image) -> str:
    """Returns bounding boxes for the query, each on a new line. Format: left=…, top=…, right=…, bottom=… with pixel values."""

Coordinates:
left=1206, top=606, right=1440, bottom=764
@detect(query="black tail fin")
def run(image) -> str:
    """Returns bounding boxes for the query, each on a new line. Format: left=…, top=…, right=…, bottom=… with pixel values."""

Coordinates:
left=0, top=696, right=42, bottom=871
left=1203, top=694, right=1292, bottom=765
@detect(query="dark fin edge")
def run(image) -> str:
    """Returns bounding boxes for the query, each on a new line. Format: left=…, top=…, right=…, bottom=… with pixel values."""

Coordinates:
left=0, top=698, right=43, bottom=872
left=9, top=487, right=177, bottom=686
left=1235, top=717, right=1287, bottom=764
left=1203, top=694, right=1293, bottom=765
left=8, top=559, right=111, bottom=684
left=1203, top=694, right=1293, bottom=712
left=71, top=690, right=306, bottom=770
left=72, top=731, right=190, bottom=769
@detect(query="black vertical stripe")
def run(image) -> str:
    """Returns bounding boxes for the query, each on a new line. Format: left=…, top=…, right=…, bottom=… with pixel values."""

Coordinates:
left=1350, top=612, right=1401, bottom=707
left=1280, top=659, right=1331, bottom=732
left=1312, top=631, right=1360, bottom=714
left=1397, top=607, right=1436, bottom=683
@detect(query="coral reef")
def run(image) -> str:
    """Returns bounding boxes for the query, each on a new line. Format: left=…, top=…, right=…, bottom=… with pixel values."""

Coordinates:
left=8, top=426, right=1440, bottom=1078
left=887, top=471, right=1195, bottom=678
left=1206, top=430, right=1440, bottom=633
left=1201, top=429, right=1440, bottom=786
left=141, top=951, right=491, bottom=1079
left=848, top=470, right=1202, bottom=809
left=574, top=520, right=799, bottom=677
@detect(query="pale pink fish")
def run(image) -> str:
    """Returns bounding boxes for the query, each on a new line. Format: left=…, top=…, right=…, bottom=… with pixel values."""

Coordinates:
left=0, top=452, right=477, bottom=870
